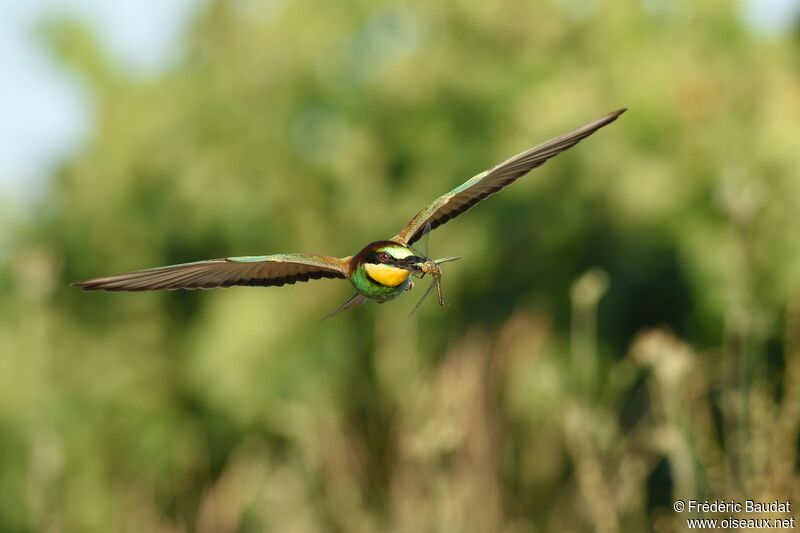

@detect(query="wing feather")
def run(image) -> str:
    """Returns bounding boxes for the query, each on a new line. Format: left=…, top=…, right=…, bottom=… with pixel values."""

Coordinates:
left=394, top=108, right=626, bottom=245
left=72, top=253, right=350, bottom=292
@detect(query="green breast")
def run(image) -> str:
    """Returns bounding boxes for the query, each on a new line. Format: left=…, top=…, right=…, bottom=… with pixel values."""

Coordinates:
left=350, top=264, right=409, bottom=302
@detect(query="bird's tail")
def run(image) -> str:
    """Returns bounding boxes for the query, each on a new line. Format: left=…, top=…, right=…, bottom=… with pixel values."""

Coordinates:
left=322, top=292, right=368, bottom=321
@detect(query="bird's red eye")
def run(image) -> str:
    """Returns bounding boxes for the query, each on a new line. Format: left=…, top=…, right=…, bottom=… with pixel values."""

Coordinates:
left=378, top=252, right=390, bottom=263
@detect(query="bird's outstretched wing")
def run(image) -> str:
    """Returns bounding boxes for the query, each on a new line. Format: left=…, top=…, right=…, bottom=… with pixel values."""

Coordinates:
left=393, top=108, right=626, bottom=246
left=72, top=253, right=350, bottom=291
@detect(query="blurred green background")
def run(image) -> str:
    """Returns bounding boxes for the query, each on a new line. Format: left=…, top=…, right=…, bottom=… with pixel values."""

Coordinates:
left=2, top=0, right=800, bottom=531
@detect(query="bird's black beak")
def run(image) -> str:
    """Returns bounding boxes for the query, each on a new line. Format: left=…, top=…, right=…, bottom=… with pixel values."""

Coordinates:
left=397, top=256, right=426, bottom=272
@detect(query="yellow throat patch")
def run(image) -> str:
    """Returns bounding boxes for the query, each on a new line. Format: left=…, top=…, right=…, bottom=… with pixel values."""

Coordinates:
left=364, top=263, right=411, bottom=287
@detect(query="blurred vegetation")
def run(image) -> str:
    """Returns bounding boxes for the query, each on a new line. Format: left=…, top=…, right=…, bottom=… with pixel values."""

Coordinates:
left=2, top=0, right=800, bottom=531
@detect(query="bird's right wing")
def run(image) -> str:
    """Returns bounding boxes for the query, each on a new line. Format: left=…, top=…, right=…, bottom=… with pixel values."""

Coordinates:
left=72, top=253, right=351, bottom=291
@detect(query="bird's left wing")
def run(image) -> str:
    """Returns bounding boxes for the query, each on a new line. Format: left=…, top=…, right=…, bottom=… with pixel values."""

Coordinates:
left=393, top=108, right=626, bottom=246
left=72, top=253, right=350, bottom=291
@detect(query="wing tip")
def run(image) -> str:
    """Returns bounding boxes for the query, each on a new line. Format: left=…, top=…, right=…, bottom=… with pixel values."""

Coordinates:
left=71, top=275, right=154, bottom=292
left=611, top=106, right=628, bottom=119
left=582, top=107, right=626, bottom=135
left=71, top=280, right=95, bottom=291
left=603, top=107, right=628, bottom=123
left=71, top=279, right=122, bottom=292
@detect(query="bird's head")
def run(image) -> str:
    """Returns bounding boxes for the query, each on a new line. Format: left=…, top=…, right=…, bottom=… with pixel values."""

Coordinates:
left=354, top=241, right=424, bottom=287
left=352, top=240, right=462, bottom=287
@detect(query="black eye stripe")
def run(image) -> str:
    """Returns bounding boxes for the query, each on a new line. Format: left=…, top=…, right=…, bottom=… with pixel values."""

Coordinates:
left=368, top=251, right=391, bottom=264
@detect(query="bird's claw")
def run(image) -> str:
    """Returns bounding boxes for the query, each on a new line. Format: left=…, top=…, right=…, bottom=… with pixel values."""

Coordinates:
left=405, top=280, right=415, bottom=291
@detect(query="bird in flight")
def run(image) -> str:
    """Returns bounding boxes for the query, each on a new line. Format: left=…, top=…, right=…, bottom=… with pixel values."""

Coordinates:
left=74, top=108, right=626, bottom=318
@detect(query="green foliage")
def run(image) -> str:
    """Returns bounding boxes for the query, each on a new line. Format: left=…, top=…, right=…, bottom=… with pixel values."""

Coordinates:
left=2, top=0, right=800, bottom=531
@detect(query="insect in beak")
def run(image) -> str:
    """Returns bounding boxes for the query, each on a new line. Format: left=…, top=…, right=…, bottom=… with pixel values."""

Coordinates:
left=396, top=256, right=427, bottom=275
left=403, top=255, right=462, bottom=317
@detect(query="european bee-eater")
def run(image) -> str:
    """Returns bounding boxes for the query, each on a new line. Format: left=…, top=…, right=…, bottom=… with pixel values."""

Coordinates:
left=74, top=108, right=626, bottom=317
